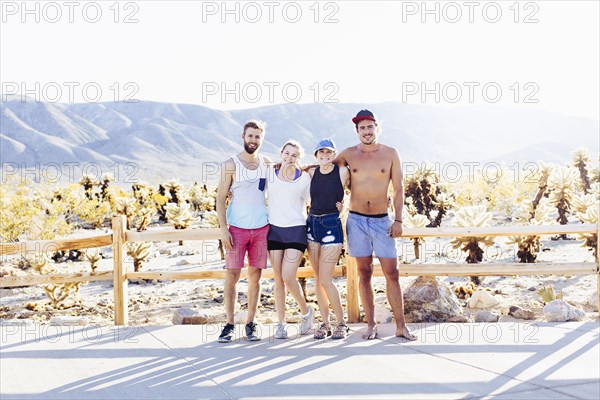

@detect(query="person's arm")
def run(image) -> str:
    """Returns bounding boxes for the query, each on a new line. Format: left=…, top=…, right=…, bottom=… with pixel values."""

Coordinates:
left=332, top=148, right=348, bottom=167
left=339, top=164, right=350, bottom=187
left=217, top=158, right=234, bottom=250
left=390, top=148, right=404, bottom=237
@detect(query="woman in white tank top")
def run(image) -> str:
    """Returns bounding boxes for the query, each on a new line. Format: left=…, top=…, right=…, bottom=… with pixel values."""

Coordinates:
left=266, top=140, right=314, bottom=339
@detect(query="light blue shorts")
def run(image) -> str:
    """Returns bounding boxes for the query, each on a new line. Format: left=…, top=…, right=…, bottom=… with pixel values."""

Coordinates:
left=346, top=212, right=397, bottom=259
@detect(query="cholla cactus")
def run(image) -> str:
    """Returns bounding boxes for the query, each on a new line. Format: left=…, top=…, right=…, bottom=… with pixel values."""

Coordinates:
left=507, top=198, right=553, bottom=263
left=572, top=148, right=591, bottom=193
left=164, top=179, right=183, bottom=204
left=165, top=202, right=197, bottom=229
left=126, top=242, right=152, bottom=272
left=33, top=255, right=82, bottom=308
left=115, top=196, right=137, bottom=229
left=590, top=166, right=600, bottom=184
left=136, top=206, right=154, bottom=232
left=450, top=205, right=495, bottom=283
left=404, top=164, right=451, bottom=227
left=79, top=174, right=99, bottom=200
left=85, top=249, right=102, bottom=274
left=98, top=173, right=114, bottom=201
left=403, top=202, right=429, bottom=259
left=431, top=192, right=455, bottom=227
left=576, top=204, right=598, bottom=259
left=547, top=167, right=578, bottom=227
left=572, top=193, right=597, bottom=214
left=189, top=183, right=216, bottom=212
left=531, top=163, right=554, bottom=211
left=201, top=210, right=219, bottom=227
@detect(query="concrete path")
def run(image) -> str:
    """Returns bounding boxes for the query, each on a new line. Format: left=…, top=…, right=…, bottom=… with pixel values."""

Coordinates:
left=1, top=321, right=598, bottom=399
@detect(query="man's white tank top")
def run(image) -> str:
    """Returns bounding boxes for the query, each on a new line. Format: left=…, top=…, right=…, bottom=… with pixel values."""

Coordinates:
left=226, top=154, right=268, bottom=229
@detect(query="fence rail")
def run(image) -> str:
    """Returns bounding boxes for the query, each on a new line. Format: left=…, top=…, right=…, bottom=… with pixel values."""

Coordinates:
left=1, top=216, right=598, bottom=324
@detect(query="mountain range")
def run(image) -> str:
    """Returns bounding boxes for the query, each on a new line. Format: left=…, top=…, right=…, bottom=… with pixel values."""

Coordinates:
left=1, top=96, right=598, bottom=184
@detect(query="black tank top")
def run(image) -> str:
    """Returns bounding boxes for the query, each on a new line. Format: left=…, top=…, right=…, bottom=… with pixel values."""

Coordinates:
left=310, top=165, right=344, bottom=215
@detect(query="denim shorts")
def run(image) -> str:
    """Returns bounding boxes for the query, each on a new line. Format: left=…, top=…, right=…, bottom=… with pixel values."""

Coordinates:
left=346, top=212, right=397, bottom=258
left=306, top=213, right=344, bottom=246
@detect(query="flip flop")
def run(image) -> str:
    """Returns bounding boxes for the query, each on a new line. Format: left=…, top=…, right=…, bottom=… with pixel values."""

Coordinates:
left=362, top=325, right=377, bottom=340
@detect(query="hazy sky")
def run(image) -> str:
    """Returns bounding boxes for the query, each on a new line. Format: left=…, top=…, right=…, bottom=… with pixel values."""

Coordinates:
left=1, top=0, right=598, bottom=119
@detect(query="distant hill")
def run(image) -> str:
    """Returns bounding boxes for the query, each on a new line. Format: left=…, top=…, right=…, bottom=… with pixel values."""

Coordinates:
left=1, top=97, right=598, bottom=184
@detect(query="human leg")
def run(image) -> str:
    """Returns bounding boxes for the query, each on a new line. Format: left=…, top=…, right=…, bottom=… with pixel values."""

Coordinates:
left=270, top=249, right=286, bottom=324
left=356, top=256, right=377, bottom=339
left=246, top=266, right=262, bottom=324
left=281, top=248, right=309, bottom=315
left=219, top=268, right=242, bottom=342
left=319, top=244, right=344, bottom=325
left=307, top=241, right=330, bottom=324
left=379, top=258, right=416, bottom=341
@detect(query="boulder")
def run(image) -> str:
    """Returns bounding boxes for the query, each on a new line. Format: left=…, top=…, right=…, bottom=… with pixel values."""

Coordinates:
left=447, top=315, right=470, bottom=323
left=374, top=304, right=393, bottom=324
left=543, top=300, right=585, bottom=322
left=403, top=276, right=463, bottom=323
left=587, top=291, right=598, bottom=311
left=508, top=305, right=535, bottom=320
left=234, top=310, right=248, bottom=324
left=474, top=310, right=500, bottom=322
left=467, top=290, right=499, bottom=309
left=172, top=308, right=209, bottom=325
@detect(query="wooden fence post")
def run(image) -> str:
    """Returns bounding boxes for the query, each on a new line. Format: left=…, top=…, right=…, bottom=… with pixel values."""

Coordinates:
left=596, top=216, right=599, bottom=319
left=112, top=215, right=128, bottom=325
left=346, top=256, right=360, bottom=323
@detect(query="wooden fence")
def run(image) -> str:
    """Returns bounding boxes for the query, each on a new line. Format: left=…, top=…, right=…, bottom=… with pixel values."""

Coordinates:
left=1, top=215, right=598, bottom=324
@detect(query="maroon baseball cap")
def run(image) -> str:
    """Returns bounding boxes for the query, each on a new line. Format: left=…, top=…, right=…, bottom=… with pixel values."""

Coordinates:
left=352, top=109, right=377, bottom=124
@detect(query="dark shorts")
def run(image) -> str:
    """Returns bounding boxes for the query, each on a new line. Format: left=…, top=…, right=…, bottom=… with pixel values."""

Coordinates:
left=307, top=213, right=344, bottom=246
left=267, top=225, right=307, bottom=253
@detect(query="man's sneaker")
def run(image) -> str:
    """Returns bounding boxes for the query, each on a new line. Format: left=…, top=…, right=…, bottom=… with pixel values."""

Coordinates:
left=245, top=322, right=261, bottom=341
left=274, top=323, right=288, bottom=339
left=218, top=323, right=235, bottom=343
left=300, top=307, right=314, bottom=335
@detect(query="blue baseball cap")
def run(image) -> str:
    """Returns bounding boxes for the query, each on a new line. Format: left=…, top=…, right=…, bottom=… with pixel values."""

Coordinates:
left=314, top=138, right=336, bottom=156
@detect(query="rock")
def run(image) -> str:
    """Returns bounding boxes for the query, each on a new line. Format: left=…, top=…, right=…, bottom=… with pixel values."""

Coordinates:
left=403, top=276, right=463, bottom=323
left=374, top=304, right=393, bottom=324
left=543, top=300, right=585, bottom=322
left=474, top=310, right=500, bottom=322
left=587, top=291, right=598, bottom=311
left=234, top=310, right=248, bottom=324
left=176, top=259, right=191, bottom=266
left=447, top=315, right=470, bottom=323
left=50, top=316, right=87, bottom=326
left=158, top=248, right=170, bottom=255
left=467, top=290, right=499, bottom=309
left=0, top=319, right=35, bottom=326
left=528, top=287, right=536, bottom=291
left=508, top=305, right=535, bottom=320
left=172, top=308, right=209, bottom=325
left=0, top=288, right=16, bottom=297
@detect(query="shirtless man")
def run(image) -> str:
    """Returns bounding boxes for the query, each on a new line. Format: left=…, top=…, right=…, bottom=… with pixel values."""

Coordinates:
left=335, top=109, right=416, bottom=341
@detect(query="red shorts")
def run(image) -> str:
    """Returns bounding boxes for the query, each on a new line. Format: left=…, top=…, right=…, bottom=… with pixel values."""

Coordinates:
left=225, top=225, right=269, bottom=269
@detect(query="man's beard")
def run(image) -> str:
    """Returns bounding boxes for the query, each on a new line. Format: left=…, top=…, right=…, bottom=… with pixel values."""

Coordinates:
left=244, top=143, right=258, bottom=154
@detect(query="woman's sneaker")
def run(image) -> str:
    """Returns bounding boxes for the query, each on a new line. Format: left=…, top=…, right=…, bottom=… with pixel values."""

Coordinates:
left=245, top=322, right=260, bottom=341
left=274, top=323, right=288, bottom=339
left=218, top=323, right=235, bottom=343
left=300, top=307, right=314, bottom=335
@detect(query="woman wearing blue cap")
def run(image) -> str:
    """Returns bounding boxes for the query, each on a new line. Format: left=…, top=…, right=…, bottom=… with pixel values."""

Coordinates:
left=307, top=138, right=351, bottom=340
